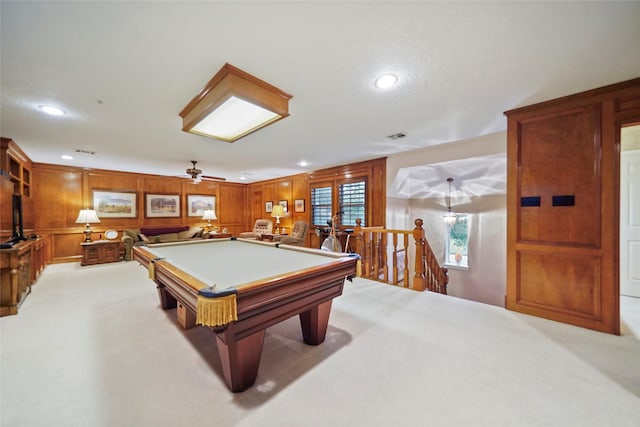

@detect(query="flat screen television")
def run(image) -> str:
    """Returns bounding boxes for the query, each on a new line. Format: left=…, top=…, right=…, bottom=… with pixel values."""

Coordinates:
left=12, top=193, right=25, bottom=241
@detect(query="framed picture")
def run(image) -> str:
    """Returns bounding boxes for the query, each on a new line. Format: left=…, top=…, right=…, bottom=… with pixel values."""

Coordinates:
left=294, top=199, right=305, bottom=213
left=187, top=195, right=216, bottom=217
left=93, top=190, right=137, bottom=218
left=145, top=194, right=180, bottom=218
left=279, top=200, right=288, bottom=212
left=265, top=201, right=273, bottom=213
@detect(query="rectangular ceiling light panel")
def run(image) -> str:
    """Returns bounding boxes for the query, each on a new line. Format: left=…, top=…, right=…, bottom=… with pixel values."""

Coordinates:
left=180, top=63, right=292, bottom=143
left=190, top=96, right=281, bottom=141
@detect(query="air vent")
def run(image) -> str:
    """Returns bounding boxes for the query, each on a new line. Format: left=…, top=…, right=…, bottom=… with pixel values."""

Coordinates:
left=387, top=132, right=407, bottom=140
left=75, top=149, right=96, bottom=155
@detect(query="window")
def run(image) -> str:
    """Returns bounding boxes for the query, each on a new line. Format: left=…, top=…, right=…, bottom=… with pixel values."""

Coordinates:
left=311, top=186, right=332, bottom=226
left=339, top=180, right=366, bottom=226
left=445, top=214, right=469, bottom=268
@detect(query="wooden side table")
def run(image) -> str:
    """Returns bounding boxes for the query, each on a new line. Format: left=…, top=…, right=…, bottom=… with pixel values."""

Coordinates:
left=81, top=240, right=122, bottom=266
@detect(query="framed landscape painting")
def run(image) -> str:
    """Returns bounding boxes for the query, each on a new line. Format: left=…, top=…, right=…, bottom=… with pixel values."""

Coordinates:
left=187, top=195, right=215, bottom=217
left=145, top=194, right=180, bottom=218
left=93, top=190, right=137, bottom=218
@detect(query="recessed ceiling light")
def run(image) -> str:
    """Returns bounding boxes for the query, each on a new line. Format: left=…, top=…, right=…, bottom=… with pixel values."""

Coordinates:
left=38, top=105, right=66, bottom=116
left=298, top=160, right=309, bottom=167
left=374, top=74, right=398, bottom=89
left=61, top=155, right=73, bottom=160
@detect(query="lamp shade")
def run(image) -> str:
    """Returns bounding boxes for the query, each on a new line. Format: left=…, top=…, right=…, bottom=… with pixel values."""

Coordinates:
left=202, top=210, right=217, bottom=220
left=271, top=205, right=285, bottom=218
left=179, top=63, right=292, bottom=142
left=75, top=209, right=101, bottom=224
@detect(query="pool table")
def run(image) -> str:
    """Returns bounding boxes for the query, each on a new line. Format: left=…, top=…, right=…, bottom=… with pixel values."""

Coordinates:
left=133, top=238, right=358, bottom=392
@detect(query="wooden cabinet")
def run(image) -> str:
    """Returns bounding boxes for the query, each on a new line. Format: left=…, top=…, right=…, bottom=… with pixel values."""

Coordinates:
left=0, top=237, right=47, bottom=316
left=81, top=240, right=123, bottom=266
left=505, top=77, right=640, bottom=335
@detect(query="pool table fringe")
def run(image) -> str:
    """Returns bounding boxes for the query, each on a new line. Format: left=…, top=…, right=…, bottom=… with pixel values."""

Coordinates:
left=196, top=293, right=238, bottom=327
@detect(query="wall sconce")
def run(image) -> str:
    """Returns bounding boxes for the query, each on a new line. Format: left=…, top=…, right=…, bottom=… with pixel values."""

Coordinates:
left=179, top=63, right=292, bottom=142
left=443, top=177, right=457, bottom=226
left=271, top=204, right=285, bottom=234
left=75, top=209, right=101, bottom=242
left=202, top=209, right=217, bottom=232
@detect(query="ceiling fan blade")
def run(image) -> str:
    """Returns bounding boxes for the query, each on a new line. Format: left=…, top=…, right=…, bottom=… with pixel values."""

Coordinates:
left=201, top=175, right=226, bottom=181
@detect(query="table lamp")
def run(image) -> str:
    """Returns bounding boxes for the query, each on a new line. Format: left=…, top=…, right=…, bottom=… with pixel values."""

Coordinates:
left=271, top=204, right=285, bottom=234
left=202, top=209, right=217, bottom=232
left=75, top=209, right=101, bottom=242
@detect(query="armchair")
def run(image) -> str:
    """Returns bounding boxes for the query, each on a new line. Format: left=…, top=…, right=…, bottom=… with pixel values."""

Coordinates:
left=274, top=221, right=308, bottom=246
left=238, top=219, right=273, bottom=239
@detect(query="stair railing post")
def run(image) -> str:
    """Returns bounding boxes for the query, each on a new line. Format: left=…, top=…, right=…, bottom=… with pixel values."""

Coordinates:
left=413, top=218, right=426, bottom=291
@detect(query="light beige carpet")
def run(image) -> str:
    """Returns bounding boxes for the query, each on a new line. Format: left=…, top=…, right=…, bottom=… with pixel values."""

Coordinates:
left=1, top=261, right=639, bottom=426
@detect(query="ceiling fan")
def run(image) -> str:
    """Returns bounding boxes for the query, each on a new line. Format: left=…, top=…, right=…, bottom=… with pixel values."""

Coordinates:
left=183, top=160, right=226, bottom=183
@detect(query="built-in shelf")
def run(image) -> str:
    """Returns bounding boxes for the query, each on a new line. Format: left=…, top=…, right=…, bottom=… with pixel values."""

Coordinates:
left=1, top=140, right=31, bottom=198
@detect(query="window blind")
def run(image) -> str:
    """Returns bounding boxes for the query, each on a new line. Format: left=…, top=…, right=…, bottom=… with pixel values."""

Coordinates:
left=311, top=186, right=332, bottom=226
left=339, top=181, right=365, bottom=226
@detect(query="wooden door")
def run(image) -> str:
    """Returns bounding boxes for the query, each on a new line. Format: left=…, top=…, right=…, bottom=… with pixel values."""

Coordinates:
left=505, top=78, right=640, bottom=335
left=620, top=147, right=640, bottom=297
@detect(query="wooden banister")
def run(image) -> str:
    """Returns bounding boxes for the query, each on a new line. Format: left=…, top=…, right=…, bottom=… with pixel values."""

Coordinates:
left=352, top=218, right=448, bottom=294
left=412, top=218, right=448, bottom=294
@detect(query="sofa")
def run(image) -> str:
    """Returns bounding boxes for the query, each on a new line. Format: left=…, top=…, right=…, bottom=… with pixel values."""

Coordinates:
left=121, top=226, right=208, bottom=261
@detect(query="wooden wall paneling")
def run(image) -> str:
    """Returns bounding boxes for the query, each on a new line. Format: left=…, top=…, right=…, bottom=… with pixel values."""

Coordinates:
left=251, top=188, right=263, bottom=226
left=24, top=154, right=385, bottom=261
left=217, top=182, right=247, bottom=235
left=32, top=165, right=83, bottom=230
left=371, top=159, right=387, bottom=228
left=505, top=77, right=640, bottom=335
left=50, top=233, right=83, bottom=263
left=262, top=182, right=276, bottom=219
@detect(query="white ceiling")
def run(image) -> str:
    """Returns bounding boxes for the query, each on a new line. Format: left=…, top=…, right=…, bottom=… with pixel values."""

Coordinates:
left=1, top=1, right=639, bottom=184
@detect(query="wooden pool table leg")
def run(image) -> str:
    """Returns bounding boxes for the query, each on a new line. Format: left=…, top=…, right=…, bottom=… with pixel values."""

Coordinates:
left=156, top=285, right=177, bottom=309
left=299, top=300, right=333, bottom=345
left=215, top=329, right=266, bottom=393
